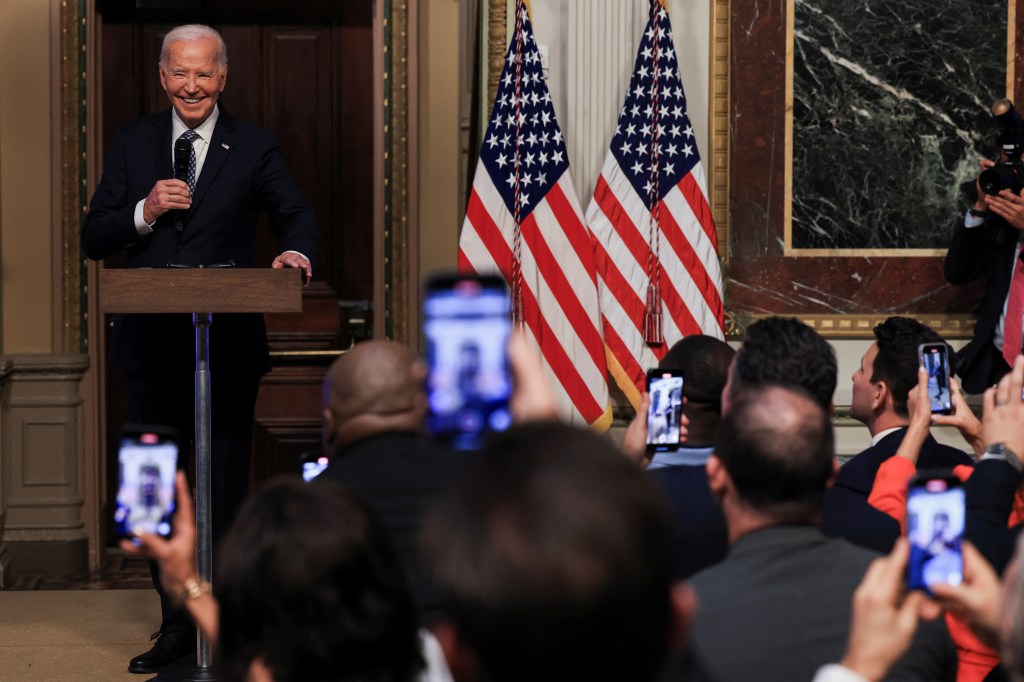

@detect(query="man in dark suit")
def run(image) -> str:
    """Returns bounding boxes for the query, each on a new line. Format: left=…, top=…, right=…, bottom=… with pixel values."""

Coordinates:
left=823, top=317, right=974, bottom=552
left=318, top=340, right=464, bottom=625
left=645, top=335, right=733, bottom=579
left=82, top=24, right=317, bottom=674
left=945, top=160, right=1024, bottom=394
left=684, top=384, right=955, bottom=681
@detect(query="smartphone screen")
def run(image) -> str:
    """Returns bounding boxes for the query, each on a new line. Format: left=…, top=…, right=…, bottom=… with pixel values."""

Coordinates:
left=646, top=370, right=685, bottom=453
left=424, top=273, right=513, bottom=451
left=906, top=472, right=964, bottom=595
left=301, top=452, right=330, bottom=482
left=918, top=343, right=953, bottom=415
left=113, top=426, right=178, bottom=539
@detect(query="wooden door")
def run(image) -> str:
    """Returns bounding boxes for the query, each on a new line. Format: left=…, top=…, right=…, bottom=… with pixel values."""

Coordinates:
left=97, top=1, right=374, bottom=528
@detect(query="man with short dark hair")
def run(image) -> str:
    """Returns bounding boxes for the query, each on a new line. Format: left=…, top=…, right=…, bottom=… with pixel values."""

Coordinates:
left=722, top=316, right=838, bottom=413
left=423, top=421, right=694, bottom=682
left=647, top=335, right=734, bottom=578
left=823, top=317, right=974, bottom=552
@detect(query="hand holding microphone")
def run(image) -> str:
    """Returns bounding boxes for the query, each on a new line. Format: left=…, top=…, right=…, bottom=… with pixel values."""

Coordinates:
left=140, top=137, right=195, bottom=226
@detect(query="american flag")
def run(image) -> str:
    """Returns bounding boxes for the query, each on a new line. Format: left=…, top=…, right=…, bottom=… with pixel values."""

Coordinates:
left=586, top=0, right=725, bottom=407
left=459, top=0, right=611, bottom=429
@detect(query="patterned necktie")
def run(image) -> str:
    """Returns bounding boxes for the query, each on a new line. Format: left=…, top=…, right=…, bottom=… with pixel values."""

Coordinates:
left=177, top=130, right=200, bottom=195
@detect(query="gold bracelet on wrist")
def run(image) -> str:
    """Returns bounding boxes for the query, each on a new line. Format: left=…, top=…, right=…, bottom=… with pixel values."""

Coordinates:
left=180, top=576, right=212, bottom=602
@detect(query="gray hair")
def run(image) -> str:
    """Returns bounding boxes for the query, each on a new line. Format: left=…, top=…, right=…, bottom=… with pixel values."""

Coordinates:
left=160, top=24, right=228, bottom=69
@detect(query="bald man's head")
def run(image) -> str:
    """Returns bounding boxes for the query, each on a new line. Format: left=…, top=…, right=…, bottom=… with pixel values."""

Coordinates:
left=713, top=383, right=835, bottom=522
left=322, top=341, right=427, bottom=452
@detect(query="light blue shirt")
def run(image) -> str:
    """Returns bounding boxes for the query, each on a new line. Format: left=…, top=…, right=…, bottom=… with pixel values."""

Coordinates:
left=646, top=445, right=714, bottom=470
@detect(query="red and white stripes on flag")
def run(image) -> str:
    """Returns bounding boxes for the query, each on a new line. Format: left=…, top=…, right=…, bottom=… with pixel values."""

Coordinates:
left=586, top=0, right=725, bottom=408
left=459, top=0, right=612, bottom=429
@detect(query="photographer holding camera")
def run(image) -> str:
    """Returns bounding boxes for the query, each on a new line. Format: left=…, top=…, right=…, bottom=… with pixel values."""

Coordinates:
left=946, top=99, right=1024, bottom=394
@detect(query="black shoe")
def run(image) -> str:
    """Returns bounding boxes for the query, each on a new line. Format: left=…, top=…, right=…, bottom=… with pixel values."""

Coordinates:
left=128, top=629, right=195, bottom=674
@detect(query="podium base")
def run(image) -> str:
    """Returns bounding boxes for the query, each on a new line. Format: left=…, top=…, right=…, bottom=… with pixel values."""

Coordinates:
left=146, top=654, right=217, bottom=682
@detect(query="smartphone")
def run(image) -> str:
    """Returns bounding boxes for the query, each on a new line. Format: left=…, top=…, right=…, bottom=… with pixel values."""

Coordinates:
left=300, top=451, right=330, bottom=482
left=646, top=369, right=685, bottom=453
left=423, top=272, right=513, bottom=451
left=113, top=425, right=179, bottom=539
left=906, top=471, right=964, bottom=595
left=918, top=343, right=953, bottom=415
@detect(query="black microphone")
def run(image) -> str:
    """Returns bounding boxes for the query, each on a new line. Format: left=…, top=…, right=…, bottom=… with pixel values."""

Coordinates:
left=173, top=138, right=192, bottom=232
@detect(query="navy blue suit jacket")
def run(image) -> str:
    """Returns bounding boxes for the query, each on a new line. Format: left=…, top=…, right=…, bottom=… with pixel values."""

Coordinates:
left=82, top=108, right=319, bottom=376
left=648, top=458, right=729, bottom=580
left=822, top=428, right=974, bottom=553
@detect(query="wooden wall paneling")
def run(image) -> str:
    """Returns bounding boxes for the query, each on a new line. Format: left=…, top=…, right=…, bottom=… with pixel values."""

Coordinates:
left=336, top=23, right=374, bottom=302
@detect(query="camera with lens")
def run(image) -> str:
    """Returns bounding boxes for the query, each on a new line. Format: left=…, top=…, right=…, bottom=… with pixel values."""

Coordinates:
left=979, top=99, right=1024, bottom=195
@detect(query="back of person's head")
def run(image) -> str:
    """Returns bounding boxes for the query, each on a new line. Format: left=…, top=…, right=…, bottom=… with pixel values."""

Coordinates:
left=729, top=317, right=837, bottom=412
left=871, top=316, right=952, bottom=417
left=216, top=477, right=422, bottom=682
left=659, top=334, right=735, bottom=410
left=714, top=383, right=835, bottom=522
left=422, top=421, right=678, bottom=682
left=322, top=340, right=427, bottom=452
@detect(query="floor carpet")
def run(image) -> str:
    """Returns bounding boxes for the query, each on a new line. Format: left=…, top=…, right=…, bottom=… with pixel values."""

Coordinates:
left=0, top=589, right=164, bottom=681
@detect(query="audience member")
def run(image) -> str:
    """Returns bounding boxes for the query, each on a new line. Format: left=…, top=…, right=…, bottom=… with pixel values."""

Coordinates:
left=722, top=316, right=838, bottom=413
left=867, top=357, right=1024, bottom=681
left=126, top=473, right=440, bottom=682
left=823, top=317, right=972, bottom=552
left=682, top=383, right=954, bottom=681
left=646, top=335, right=733, bottom=578
left=318, top=340, right=464, bottom=622
left=422, top=421, right=694, bottom=682
left=944, top=158, right=1024, bottom=394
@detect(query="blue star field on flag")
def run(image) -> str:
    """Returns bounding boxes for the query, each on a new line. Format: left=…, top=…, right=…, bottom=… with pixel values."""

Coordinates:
left=481, top=5, right=570, bottom=222
left=611, top=4, right=700, bottom=210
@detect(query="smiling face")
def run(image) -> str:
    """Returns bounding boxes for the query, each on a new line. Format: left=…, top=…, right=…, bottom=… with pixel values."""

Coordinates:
left=159, top=37, right=227, bottom=129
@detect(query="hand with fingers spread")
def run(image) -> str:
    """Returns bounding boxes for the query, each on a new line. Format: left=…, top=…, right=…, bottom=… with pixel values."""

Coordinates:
left=838, top=538, right=939, bottom=682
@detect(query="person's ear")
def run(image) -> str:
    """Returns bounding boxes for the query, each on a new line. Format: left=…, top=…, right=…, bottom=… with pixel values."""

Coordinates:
left=826, top=457, right=841, bottom=489
left=667, top=581, right=697, bottom=651
left=706, top=454, right=729, bottom=502
left=431, top=620, right=479, bottom=682
left=874, top=380, right=891, bottom=413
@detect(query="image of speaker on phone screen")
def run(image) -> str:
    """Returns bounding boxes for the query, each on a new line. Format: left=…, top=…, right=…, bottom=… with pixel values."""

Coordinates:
left=905, top=472, right=965, bottom=595
left=113, top=425, right=179, bottom=540
left=423, top=273, right=515, bottom=451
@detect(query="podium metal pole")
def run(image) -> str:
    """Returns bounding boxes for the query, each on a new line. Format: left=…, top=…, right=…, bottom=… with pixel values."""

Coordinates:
left=194, top=311, right=214, bottom=673
left=152, top=312, right=216, bottom=681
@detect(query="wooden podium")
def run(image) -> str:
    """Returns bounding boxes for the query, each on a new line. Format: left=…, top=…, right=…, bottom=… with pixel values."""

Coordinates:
left=100, top=268, right=303, bottom=680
